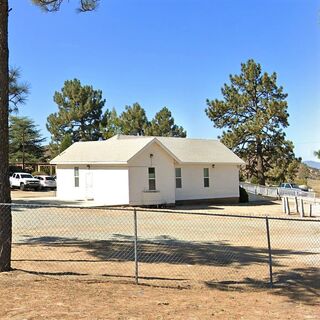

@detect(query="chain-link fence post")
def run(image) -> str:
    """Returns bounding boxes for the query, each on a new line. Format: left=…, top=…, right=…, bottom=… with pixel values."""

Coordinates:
left=265, top=216, right=273, bottom=288
left=133, top=208, right=139, bottom=284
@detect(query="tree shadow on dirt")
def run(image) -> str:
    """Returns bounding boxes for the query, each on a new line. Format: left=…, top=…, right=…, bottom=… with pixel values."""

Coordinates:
left=15, top=234, right=315, bottom=268
left=14, top=269, right=89, bottom=277
left=205, top=267, right=320, bottom=305
left=172, top=199, right=279, bottom=211
left=10, top=201, right=91, bottom=210
left=13, top=234, right=319, bottom=304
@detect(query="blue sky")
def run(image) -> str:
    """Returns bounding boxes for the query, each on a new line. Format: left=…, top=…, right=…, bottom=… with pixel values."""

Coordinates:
left=8, top=0, right=320, bottom=161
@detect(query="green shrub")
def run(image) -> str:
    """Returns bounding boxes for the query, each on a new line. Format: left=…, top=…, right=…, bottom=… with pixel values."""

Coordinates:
left=239, top=186, right=249, bottom=203
left=32, top=171, right=46, bottom=176
left=250, top=176, right=259, bottom=185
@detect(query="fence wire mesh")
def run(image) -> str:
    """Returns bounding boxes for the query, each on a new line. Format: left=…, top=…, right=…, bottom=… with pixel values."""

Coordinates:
left=268, top=218, right=320, bottom=286
left=1, top=203, right=319, bottom=289
left=11, top=205, right=135, bottom=280
left=136, top=211, right=271, bottom=287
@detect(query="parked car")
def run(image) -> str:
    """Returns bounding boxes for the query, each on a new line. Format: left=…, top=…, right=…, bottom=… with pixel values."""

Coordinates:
left=279, top=183, right=301, bottom=190
left=10, top=172, right=41, bottom=191
left=279, top=183, right=309, bottom=191
left=278, top=183, right=310, bottom=196
left=34, top=175, right=57, bottom=190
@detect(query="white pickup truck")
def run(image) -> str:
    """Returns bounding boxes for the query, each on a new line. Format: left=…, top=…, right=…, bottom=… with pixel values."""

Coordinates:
left=10, top=172, right=41, bottom=191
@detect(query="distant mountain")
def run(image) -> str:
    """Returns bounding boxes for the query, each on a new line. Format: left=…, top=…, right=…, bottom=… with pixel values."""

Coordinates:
left=304, top=161, right=320, bottom=170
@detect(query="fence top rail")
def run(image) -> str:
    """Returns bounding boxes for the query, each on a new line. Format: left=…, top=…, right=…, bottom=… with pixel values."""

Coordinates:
left=281, top=195, right=320, bottom=203
left=2, top=202, right=320, bottom=223
left=135, top=207, right=320, bottom=222
left=240, top=182, right=279, bottom=189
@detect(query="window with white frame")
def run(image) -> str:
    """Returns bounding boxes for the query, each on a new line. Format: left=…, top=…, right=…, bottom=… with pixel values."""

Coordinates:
left=203, top=168, right=209, bottom=188
left=175, top=168, right=182, bottom=188
left=74, top=167, right=79, bottom=187
left=148, top=167, right=156, bottom=190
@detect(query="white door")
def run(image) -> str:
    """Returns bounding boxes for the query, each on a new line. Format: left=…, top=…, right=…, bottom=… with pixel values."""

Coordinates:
left=85, top=171, right=94, bottom=200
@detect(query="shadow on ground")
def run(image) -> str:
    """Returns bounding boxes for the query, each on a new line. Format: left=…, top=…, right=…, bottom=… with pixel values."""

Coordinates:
left=15, top=234, right=314, bottom=268
left=205, top=267, right=320, bottom=305
left=11, top=234, right=320, bottom=304
left=172, top=199, right=279, bottom=211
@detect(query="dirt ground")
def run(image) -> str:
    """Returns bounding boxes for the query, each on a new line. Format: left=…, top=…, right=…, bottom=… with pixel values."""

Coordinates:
left=3, top=193, right=319, bottom=319
left=308, top=179, right=320, bottom=197
left=11, top=188, right=56, bottom=199
left=0, top=270, right=319, bottom=320
left=10, top=187, right=320, bottom=217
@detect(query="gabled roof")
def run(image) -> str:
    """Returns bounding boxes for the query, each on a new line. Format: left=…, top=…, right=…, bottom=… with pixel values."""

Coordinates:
left=51, top=134, right=244, bottom=165
left=51, top=136, right=154, bottom=165
left=156, top=136, right=244, bottom=164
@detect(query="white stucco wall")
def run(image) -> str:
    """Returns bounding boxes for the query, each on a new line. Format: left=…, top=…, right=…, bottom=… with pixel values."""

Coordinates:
left=56, top=165, right=87, bottom=201
left=56, top=165, right=129, bottom=205
left=175, top=164, right=240, bottom=201
left=128, top=142, right=176, bottom=205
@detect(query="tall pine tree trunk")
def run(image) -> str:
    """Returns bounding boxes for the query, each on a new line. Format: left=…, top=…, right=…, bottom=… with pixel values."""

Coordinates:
left=0, top=0, right=12, bottom=272
left=256, top=139, right=266, bottom=186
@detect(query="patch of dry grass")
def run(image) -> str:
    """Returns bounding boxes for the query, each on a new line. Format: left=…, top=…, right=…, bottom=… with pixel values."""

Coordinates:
left=308, top=179, right=320, bottom=196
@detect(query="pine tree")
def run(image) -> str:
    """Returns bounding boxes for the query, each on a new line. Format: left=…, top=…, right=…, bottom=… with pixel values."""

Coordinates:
left=47, top=78, right=106, bottom=149
left=296, top=162, right=310, bottom=185
left=101, top=108, right=121, bottom=139
left=59, top=133, right=73, bottom=153
left=0, top=0, right=11, bottom=272
left=9, top=67, right=30, bottom=113
left=206, top=59, right=297, bottom=185
left=32, top=0, right=99, bottom=12
left=9, top=116, right=46, bottom=170
left=119, top=103, right=149, bottom=136
left=145, top=107, right=186, bottom=137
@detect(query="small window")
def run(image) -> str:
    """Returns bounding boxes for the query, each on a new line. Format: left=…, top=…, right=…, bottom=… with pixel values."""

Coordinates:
left=148, top=167, right=156, bottom=191
left=175, top=168, right=182, bottom=188
left=203, top=168, right=209, bottom=188
left=74, top=167, right=79, bottom=187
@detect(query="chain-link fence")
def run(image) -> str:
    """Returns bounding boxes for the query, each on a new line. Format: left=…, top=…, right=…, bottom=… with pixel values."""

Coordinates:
left=1, top=203, right=319, bottom=289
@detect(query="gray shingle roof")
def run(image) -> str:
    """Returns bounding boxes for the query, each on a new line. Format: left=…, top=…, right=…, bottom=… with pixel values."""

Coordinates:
left=51, top=135, right=244, bottom=165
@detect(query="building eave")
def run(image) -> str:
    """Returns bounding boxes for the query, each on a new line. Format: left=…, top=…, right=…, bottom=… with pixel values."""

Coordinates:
left=176, top=161, right=245, bottom=166
left=51, top=161, right=128, bottom=165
